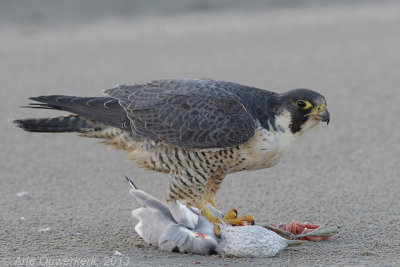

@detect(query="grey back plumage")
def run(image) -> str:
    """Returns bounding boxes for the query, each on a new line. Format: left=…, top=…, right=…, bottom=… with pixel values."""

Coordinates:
left=17, top=79, right=283, bottom=149
left=104, top=79, right=272, bottom=149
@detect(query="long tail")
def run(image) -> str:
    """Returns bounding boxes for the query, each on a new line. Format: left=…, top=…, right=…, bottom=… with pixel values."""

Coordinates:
left=13, top=95, right=130, bottom=133
left=13, top=115, right=102, bottom=133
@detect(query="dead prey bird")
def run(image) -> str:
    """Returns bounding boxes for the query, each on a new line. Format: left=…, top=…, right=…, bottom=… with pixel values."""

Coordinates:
left=13, top=78, right=330, bottom=234
left=126, top=176, right=307, bottom=257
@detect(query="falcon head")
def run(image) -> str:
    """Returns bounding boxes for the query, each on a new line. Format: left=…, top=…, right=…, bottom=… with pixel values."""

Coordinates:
left=275, top=89, right=330, bottom=136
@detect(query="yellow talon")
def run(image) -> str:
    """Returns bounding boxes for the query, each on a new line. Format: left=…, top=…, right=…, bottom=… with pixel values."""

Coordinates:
left=203, top=173, right=256, bottom=233
left=200, top=202, right=222, bottom=236
left=223, top=208, right=238, bottom=220
left=222, top=208, right=255, bottom=225
left=224, top=214, right=255, bottom=226
left=213, top=224, right=221, bottom=236
left=200, top=202, right=255, bottom=236
left=200, top=205, right=221, bottom=223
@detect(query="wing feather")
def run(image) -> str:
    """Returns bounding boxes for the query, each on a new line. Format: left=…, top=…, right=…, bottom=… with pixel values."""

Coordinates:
left=104, top=79, right=257, bottom=149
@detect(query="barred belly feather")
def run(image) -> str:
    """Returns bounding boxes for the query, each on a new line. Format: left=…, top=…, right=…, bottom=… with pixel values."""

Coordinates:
left=111, top=126, right=296, bottom=206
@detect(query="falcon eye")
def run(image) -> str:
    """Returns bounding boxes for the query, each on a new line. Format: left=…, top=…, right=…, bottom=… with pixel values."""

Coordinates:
left=296, top=100, right=312, bottom=109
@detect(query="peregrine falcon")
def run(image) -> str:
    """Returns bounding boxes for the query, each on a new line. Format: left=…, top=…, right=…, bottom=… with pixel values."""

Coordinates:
left=13, top=79, right=329, bottom=232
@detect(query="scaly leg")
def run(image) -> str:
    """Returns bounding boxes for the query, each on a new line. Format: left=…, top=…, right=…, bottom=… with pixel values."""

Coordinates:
left=200, top=202, right=255, bottom=236
left=202, top=176, right=255, bottom=234
left=199, top=202, right=223, bottom=236
left=204, top=177, right=220, bottom=208
left=204, top=195, right=253, bottom=225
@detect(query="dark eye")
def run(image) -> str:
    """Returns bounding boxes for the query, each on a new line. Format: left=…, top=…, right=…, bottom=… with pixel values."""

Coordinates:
left=296, top=100, right=312, bottom=109
left=296, top=100, right=306, bottom=108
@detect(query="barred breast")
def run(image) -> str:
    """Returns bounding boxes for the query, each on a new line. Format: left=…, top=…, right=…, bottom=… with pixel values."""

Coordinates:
left=83, top=125, right=296, bottom=206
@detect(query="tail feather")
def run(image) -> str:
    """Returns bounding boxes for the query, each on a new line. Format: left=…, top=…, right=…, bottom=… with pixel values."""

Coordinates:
left=13, top=115, right=102, bottom=133
left=13, top=94, right=132, bottom=134
left=24, top=95, right=130, bottom=130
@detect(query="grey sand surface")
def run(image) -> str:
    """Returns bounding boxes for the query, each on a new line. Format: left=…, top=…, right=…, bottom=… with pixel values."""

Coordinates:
left=1, top=1, right=399, bottom=265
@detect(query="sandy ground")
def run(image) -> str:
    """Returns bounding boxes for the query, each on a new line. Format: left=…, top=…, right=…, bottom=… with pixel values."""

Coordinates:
left=1, top=1, right=399, bottom=266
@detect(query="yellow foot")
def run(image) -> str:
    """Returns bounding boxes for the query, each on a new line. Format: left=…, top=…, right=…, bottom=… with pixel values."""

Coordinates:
left=200, top=204, right=256, bottom=236
left=223, top=208, right=238, bottom=220
left=222, top=208, right=255, bottom=226
left=200, top=203, right=223, bottom=236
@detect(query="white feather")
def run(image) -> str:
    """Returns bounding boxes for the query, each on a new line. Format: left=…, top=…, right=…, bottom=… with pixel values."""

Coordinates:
left=129, top=187, right=294, bottom=257
left=167, top=200, right=198, bottom=229
left=130, top=189, right=217, bottom=255
left=216, top=225, right=288, bottom=257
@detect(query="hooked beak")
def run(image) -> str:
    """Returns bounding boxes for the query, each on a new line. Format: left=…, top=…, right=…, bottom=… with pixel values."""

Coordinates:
left=317, top=108, right=330, bottom=124
left=306, top=104, right=330, bottom=124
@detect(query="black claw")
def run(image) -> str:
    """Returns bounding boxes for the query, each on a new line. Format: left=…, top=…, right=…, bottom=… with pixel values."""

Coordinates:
left=250, top=220, right=255, bottom=225
left=125, top=176, right=137, bottom=189
left=233, top=208, right=238, bottom=215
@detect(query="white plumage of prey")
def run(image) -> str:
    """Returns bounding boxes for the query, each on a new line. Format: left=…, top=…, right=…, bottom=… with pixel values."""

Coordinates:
left=127, top=178, right=303, bottom=257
